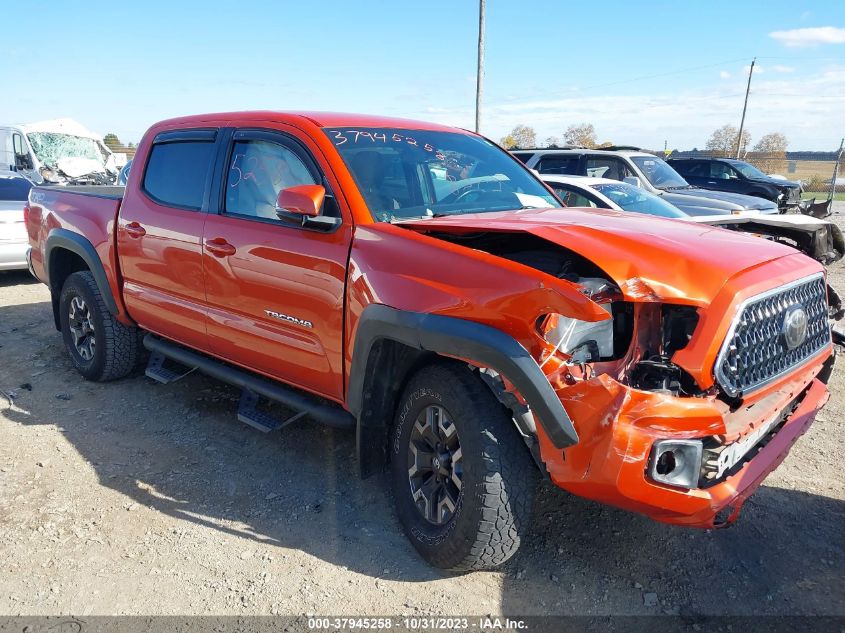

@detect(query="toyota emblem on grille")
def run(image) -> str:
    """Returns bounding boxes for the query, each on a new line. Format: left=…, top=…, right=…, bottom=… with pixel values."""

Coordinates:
left=782, top=304, right=809, bottom=350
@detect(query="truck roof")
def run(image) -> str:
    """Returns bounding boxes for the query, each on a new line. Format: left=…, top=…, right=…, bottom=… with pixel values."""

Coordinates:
left=152, top=111, right=463, bottom=133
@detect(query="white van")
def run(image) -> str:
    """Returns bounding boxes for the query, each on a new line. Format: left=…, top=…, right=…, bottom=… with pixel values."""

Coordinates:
left=0, top=118, right=121, bottom=185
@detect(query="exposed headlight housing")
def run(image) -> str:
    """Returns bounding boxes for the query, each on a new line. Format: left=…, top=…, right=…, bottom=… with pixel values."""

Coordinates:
left=649, top=439, right=703, bottom=489
left=39, top=166, right=62, bottom=183
left=539, top=306, right=613, bottom=364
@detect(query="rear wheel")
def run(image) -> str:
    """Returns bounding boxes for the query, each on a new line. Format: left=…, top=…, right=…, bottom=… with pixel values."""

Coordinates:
left=59, top=271, right=139, bottom=381
left=390, top=362, right=536, bottom=571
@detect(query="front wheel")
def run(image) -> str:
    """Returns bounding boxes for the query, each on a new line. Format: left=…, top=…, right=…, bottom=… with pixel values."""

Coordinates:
left=59, top=271, right=139, bottom=381
left=390, top=362, right=536, bottom=571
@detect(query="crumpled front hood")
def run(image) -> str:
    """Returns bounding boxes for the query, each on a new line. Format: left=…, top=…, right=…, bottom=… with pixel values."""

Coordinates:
left=398, top=207, right=803, bottom=306
left=56, top=157, right=105, bottom=178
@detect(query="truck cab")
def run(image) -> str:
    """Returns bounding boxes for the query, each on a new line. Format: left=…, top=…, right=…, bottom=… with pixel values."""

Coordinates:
left=0, top=119, right=120, bottom=185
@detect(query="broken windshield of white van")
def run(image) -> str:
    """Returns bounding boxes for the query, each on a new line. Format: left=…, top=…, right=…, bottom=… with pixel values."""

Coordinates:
left=27, top=132, right=106, bottom=169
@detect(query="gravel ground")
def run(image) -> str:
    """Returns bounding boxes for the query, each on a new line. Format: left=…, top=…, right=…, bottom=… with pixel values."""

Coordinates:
left=0, top=204, right=843, bottom=617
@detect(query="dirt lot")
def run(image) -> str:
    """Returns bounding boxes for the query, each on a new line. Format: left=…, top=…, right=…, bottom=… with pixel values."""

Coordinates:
left=1, top=206, right=844, bottom=617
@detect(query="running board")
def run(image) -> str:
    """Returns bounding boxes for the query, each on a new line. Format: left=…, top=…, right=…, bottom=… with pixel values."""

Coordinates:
left=142, top=334, right=355, bottom=430
left=237, top=388, right=307, bottom=433
left=145, top=351, right=195, bottom=384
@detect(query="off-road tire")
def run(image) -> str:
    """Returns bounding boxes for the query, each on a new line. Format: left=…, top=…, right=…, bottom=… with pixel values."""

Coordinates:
left=390, top=361, right=536, bottom=571
left=59, top=271, right=138, bottom=381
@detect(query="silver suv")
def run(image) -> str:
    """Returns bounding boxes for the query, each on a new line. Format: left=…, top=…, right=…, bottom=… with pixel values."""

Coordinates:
left=513, top=148, right=778, bottom=216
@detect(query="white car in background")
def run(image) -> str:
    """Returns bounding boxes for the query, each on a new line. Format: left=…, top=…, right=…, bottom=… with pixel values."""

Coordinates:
left=541, top=175, right=844, bottom=268
left=0, top=171, right=32, bottom=271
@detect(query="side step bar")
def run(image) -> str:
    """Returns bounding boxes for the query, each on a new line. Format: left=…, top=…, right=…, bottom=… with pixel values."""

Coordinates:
left=142, top=334, right=355, bottom=430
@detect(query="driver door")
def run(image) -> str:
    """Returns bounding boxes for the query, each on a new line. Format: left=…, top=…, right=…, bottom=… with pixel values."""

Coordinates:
left=201, top=128, right=352, bottom=401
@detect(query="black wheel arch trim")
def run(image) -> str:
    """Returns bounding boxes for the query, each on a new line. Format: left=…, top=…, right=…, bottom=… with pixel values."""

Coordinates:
left=348, top=304, right=580, bottom=453
left=45, top=228, right=119, bottom=316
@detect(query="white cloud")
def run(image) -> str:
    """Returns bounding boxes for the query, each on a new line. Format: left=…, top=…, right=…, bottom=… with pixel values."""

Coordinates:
left=410, top=65, right=845, bottom=149
left=770, top=26, right=845, bottom=47
left=720, top=71, right=731, bottom=79
left=772, top=65, right=795, bottom=73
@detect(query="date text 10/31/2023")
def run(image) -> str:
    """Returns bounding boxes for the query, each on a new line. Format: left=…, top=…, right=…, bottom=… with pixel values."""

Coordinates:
left=325, top=129, right=446, bottom=161
left=307, top=616, right=528, bottom=630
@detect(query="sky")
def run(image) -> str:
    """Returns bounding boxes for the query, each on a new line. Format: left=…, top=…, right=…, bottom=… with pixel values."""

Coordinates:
left=3, top=0, right=844, bottom=150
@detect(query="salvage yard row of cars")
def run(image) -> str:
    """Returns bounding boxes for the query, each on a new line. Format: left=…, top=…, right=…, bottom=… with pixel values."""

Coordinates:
left=14, top=110, right=840, bottom=572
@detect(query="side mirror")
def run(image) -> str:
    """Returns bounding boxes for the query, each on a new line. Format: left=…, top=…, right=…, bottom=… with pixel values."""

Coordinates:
left=275, top=184, right=340, bottom=231
left=275, top=184, right=326, bottom=218
left=623, top=176, right=642, bottom=188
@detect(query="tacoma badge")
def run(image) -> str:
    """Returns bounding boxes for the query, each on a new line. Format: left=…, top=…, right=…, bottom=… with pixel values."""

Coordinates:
left=264, top=310, right=313, bottom=329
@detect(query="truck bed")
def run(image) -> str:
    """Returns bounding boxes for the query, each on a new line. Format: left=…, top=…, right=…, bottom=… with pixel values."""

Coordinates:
left=27, top=185, right=126, bottom=296
left=38, top=184, right=125, bottom=199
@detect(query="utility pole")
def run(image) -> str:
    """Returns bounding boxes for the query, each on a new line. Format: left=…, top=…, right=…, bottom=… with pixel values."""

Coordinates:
left=475, top=0, right=486, bottom=134
left=735, top=58, right=755, bottom=159
left=828, top=137, right=844, bottom=204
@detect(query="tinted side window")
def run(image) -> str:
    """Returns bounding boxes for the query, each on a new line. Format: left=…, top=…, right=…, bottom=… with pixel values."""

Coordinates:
left=537, top=155, right=579, bottom=175
left=143, top=141, right=215, bottom=210
left=585, top=157, right=632, bottom=181
left=511, top=152, right=534, bottom=164
left=679, top=161, right=709, bottom=177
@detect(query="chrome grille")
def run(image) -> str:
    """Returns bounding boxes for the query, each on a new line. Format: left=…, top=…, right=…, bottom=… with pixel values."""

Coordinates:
left=715, top=273, right=830, bottom=396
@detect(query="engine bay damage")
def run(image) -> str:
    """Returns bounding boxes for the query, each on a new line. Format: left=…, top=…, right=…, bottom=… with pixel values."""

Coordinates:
left=392, top=217, right=833, bottom=529
left=426, top=231, right=705, bottom=398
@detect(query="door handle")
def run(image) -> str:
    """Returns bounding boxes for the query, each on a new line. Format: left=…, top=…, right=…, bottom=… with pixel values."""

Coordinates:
left=124, top=221, right=146, bottom=238
left=205, top=237, right=236, bottom=257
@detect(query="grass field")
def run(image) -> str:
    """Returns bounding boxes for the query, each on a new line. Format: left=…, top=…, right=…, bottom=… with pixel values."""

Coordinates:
left=803, top=191, right=845, bottom=201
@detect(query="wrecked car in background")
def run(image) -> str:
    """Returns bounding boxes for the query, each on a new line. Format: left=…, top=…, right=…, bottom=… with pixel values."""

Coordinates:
left=0, top=119, right=120, bottom=185
left=541, top=175, right=844, bottom=266
left=514, top=147, right=780, bottom=216
left=25, top=111, right=835, bottom=571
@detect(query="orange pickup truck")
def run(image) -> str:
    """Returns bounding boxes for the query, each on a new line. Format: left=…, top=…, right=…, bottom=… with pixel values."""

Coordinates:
left=25, top=112, right=835, bottom=570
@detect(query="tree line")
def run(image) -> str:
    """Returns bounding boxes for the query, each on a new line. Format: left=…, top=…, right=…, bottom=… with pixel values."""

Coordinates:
left=498, top=123, right=789, bottom=171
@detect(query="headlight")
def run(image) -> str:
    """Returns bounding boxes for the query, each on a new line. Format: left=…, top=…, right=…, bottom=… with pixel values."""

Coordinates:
left=39, top=167, right=61, bottom=183
left=649, top=439, right=703, bottom=489
left=539, top=307, right=613, bottom=363
left=730, top=209, right=744, bottom=215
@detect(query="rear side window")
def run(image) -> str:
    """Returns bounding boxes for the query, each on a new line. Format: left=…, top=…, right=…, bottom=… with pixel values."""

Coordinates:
left=537, top=155, right=579, bottom=175
left=511, top=152, right=534, bottom=164
left=674, top=160, right=706, bottom=177
left=143, top=141, right=215, bottom=210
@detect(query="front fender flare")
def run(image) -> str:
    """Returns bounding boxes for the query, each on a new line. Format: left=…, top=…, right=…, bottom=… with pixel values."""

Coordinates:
left=348, top=304, right=579, bottom=452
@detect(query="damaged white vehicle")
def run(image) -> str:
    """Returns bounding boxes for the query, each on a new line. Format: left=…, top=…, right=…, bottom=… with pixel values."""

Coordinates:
left=0, top=119, right=120, bottom=185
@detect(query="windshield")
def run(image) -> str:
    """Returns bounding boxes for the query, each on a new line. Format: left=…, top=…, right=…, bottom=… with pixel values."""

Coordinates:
left=630, top=155, right=688, bottom=189
left=731, top=161, right=767, bottom=179
left=27, top=132, right=107, bottom=168
left=324, top=127, right=559, bottom=221
left=592, top=182, right=688, bottom=219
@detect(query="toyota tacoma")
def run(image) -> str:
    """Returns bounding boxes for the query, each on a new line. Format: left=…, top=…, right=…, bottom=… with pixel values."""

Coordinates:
left=25, top=112, right=834, bottom=570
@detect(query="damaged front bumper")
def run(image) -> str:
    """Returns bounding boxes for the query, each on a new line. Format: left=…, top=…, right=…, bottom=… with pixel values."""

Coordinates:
left=537, top=354, right=832, bottom=528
